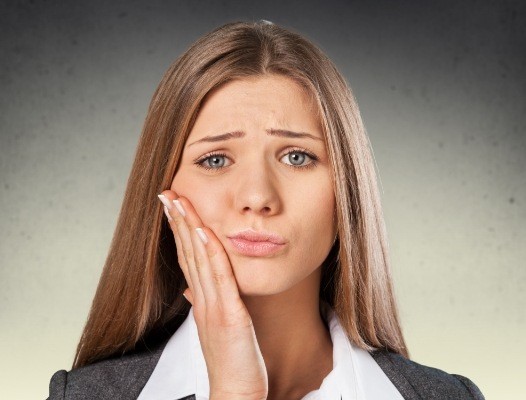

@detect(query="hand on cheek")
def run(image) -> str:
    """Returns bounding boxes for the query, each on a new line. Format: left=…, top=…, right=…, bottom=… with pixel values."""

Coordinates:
left=157, top=190, right=269, bottom=399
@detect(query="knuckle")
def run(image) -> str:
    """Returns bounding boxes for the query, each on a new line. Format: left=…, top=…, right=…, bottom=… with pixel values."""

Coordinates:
left=173, top=218, right=185, bottom=230
left=194, top=253, right=205, bottom=266
left=212, top=271, right=227, bottom=285
left=183, top=247, right=193, bottom=261
left=207, top=246, right=219, bottom=259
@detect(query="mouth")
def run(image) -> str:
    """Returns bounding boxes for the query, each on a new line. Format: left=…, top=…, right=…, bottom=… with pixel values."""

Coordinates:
left=227, top=237, right=286, bottom=257
left=226, top=228, right=287, bottom=257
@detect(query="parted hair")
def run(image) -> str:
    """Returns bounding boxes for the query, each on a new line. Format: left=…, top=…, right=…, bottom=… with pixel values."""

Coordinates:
left=73, top=19, right=408, bottom=369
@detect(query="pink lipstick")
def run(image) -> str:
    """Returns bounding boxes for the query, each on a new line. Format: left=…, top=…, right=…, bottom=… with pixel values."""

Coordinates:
left=227, top=229, right=287, bottom=257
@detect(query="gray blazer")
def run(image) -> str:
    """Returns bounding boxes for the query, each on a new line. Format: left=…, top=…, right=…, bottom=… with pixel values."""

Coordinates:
left=47, top=338, right=485, bottom=400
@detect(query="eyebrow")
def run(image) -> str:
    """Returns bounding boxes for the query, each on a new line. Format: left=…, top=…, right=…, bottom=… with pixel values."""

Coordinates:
left=187, top=128, right=323, bottom=147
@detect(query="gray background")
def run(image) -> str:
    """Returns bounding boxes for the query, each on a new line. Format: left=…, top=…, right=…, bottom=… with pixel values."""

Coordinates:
left=1, top=0, right=524, bottom=398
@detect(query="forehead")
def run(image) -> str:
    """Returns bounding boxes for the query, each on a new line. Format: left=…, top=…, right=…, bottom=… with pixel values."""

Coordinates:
left=204, top=74, right=316, bottom=105
left=189, top=75, right=322, bottom=137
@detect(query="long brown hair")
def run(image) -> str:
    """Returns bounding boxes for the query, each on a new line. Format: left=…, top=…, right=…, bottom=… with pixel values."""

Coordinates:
left=73, top=20, right=408, bottom=369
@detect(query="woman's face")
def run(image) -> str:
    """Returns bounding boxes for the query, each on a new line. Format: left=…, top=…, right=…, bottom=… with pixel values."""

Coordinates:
left=171, top=74, right=336, bottom=297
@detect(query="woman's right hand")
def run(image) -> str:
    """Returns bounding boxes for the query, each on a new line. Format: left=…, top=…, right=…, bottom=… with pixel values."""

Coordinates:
left=158, top=191, right=268, bottom=400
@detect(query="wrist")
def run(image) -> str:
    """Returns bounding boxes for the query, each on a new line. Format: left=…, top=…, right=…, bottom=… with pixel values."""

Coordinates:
left=210, top=392, right=267, bottom=400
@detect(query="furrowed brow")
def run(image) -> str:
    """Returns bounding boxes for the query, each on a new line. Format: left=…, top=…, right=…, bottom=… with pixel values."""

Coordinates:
left=187, top=128, right=323, bottom=147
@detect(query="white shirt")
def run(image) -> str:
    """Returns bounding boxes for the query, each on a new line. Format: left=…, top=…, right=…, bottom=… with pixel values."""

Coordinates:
left=138, top=301, right=403, bottom=400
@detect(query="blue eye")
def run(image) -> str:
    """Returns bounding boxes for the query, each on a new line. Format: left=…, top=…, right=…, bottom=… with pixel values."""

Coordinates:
left=202, top=154, right=226, bottom=169
left=196, top=152, right=230, bottom=170
left=283, top=151, right=311, bottom=167
left=194, top=148, right=319, bottom=172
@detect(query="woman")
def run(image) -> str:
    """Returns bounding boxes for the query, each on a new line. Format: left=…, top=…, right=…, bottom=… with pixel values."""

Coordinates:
left=48, top=20, right=484, bottom=399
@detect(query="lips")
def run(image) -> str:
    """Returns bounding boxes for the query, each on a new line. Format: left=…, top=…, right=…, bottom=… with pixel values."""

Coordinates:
left=227, top=228, right=287, bottom=244
left=227, top=228, right=287, bottom=257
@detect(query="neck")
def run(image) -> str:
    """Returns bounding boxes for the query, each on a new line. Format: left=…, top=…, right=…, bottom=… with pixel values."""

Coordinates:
left=241, top=268, right=333, bottom=399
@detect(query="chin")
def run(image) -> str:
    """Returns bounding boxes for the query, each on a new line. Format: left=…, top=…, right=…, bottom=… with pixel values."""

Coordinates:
left=231, top=261, right=300, bottom=298
left=230, top=262, right=277, bottom=294
left=237, top=284, right=286, bottom=297
left=235, top=273, right=287, bottom=297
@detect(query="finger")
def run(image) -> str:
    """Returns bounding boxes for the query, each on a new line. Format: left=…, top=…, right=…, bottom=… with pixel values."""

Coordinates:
left=158, top=193, right=204, bottom=303
left=183, top=288, right=194, bottom=305
left=162, top=203, right=196, bottom=299
left=198, top=226, right=244, bottom=312
left=174, top=197, right=219, bottom=307
left=172, top=226, right=196, bottom=300
left=176, top=197, right=243, bottom=313
left=159, top=198, right=191, bottom=288
left=171, top=202, right=206, bottom=306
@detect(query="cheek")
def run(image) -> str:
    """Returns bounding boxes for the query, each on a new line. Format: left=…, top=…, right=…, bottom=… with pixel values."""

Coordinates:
left=282, top=175, right=334, bottom=234
left=171, top=175, right=225, bottom=231
left=307, top=182, right=335, bottom=228
left=299, top=184, right=336, bottom=253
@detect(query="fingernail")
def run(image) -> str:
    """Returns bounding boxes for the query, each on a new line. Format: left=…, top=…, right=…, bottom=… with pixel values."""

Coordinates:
left=157, top=194, right=172, bottom=209
left=163, top=205, right=173, bottom=221
left=173, top=199, right=186, bottom=217
left=196, top=227, right=208, bottom=244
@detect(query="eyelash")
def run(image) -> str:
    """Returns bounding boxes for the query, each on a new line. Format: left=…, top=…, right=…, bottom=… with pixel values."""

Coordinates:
left=193, top=147, right=319, bottom=172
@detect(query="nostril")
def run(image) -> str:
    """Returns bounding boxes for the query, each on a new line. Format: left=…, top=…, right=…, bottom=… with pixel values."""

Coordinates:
left=243, top=206, right=272, bottom=214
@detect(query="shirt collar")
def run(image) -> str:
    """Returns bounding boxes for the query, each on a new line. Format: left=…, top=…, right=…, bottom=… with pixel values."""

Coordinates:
left=138, top=301, right=402, bottom=400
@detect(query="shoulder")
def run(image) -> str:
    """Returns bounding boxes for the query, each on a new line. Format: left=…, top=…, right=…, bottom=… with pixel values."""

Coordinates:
left=48, top=310, right=188, bottom=399
left=48, top=344, right=165, bottom=400
left=370, top=350, right=485, bottom=400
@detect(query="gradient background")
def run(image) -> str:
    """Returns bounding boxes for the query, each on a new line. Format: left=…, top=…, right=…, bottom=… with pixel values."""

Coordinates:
left=1, top=0, right=524, bottom=398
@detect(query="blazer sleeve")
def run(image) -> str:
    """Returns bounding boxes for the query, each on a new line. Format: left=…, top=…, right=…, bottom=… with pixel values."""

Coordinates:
left=47, top=370, right=67, bottom=400
left=44, top=345, right=165, bottom=400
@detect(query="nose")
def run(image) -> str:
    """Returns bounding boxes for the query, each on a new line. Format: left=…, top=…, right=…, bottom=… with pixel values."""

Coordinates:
left=233, top=163, right=282, bottom=217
